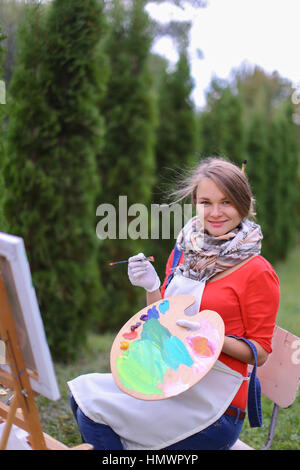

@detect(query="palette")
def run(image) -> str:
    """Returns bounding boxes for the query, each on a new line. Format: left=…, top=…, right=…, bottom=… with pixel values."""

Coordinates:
left=110, top=295, right=224, bottom=400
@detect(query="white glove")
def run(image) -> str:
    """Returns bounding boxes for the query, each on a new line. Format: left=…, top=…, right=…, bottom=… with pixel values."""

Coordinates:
left=176, top=319, right=201, bottom=331
left=128, top=253, right=161, bottom=293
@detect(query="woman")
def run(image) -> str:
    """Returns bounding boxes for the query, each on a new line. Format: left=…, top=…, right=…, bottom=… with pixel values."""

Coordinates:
left=68, top=157, right=280, bottom=450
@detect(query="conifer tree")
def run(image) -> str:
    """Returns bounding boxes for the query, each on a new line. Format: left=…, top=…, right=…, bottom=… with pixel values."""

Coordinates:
left=0, top=22, right=5, bottom=106
left=0, top=63, right=3, bottom=162
left=245, top=112, right=268, bottom=235
left=199, top=83, right=245, bottom=165
left=0, top=22, right=8, bottom=231
left=155, top=51, right=196, bottom=190
left=277, top=102, right=299, bottom=258
left=4, top=1, right=107, bottom=361
left=96, top=0, right=157, bottom=330
left=263, top=116, right=285, bottom=264
left=152, top=50, right=196, bottom=280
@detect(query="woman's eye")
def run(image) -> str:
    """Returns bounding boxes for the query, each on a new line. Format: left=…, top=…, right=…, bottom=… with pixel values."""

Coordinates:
left=197, top=200, right=231, bottom=205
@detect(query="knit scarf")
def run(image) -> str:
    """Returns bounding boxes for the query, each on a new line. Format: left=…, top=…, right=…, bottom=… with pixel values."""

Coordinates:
left=175, top=216, right=263, bottom=282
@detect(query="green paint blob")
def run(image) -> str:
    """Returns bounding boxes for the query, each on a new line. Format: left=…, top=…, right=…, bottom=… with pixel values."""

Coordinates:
left=116, top=339, right=167, bottom=394
left=116, top=318, right=193, bottom=395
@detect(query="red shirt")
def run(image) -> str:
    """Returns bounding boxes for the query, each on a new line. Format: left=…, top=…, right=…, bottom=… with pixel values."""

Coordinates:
left=161, top=251, right=280, bottom=410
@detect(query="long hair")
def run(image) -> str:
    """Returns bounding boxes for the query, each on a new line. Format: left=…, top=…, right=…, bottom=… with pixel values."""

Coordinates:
left=169, top=156, right=256, bottom=220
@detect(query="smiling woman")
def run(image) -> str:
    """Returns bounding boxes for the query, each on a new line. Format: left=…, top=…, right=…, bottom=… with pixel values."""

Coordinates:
left=68, top=156, right=280, bottom=451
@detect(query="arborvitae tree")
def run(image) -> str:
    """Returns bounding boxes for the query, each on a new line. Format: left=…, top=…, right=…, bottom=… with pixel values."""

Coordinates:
left=4, top=1, right=107, bottom=361
left=0, top=21, right=5, bottom=109
left=235, top=66, right=299, bottom=263
left=263, top=116, right=285, bottom=264
left=0, top=21, right=8, bottom=232
left=277, top=102, right=300, bottom=258
left=0, top=24, right=5, bottom=160
left=245, top=112, right=269, bottom=236
left=155, top=51, right=196, bottom=190
left=150, top=50, right=196, bottom=280
left=245, top=103, right=299, bottom=264
left=96, top=0, right=157, bottom=330
left=199, top=83, right=245, bottom=165
left=235, top=65, right=291, bottom=124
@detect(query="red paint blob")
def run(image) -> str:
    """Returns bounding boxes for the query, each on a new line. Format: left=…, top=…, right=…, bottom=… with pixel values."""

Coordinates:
left=123, top=330, right=138, bottom=340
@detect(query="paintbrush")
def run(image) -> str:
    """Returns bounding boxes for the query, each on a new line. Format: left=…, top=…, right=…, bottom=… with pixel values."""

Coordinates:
left=108, top=256, right=155, bottom=266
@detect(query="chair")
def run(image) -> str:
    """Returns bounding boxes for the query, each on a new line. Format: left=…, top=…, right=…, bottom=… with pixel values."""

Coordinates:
left=231, top=325, right=300, bottom=450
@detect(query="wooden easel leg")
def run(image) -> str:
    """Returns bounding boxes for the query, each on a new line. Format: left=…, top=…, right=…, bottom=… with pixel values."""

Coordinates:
left=4, top=335, right=47, bottom=450
left=0, top=276, right=47, bottom=450
left=0, top=394, right=18, bottom=450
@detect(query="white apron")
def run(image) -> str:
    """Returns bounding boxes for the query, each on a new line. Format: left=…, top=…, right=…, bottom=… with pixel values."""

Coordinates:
left=68, top=274, right=247, bottom=450
left=164, top=272, right=206, bottom=316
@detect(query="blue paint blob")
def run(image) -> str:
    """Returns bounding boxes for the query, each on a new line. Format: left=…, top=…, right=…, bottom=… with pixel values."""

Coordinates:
left=147, top=305, right=160, bottom=319
left=158, top=300, right=170, bottom=314
left=162, top=336, right=194, bottom=370
left=141, top=318, right=193, bottom=371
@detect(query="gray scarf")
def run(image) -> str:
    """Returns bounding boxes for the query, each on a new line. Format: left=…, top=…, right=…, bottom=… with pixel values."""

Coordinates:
left=175, top=217, right=263, bottom=282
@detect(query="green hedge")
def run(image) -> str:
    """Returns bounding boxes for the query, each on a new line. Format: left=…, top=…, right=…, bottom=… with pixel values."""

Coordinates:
left=3, top=0, right=107, bottom=361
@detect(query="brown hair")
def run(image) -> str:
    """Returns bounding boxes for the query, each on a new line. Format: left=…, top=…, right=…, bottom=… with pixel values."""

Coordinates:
left=169, top=156, right=256, bottom=220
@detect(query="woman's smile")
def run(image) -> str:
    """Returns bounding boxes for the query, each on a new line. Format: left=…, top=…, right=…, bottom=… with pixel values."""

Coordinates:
left=208, top=220, right=227, bottom=227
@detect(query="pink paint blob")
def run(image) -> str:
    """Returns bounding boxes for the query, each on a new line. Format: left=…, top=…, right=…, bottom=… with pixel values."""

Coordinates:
left=187, top=336, right=214, bottom=357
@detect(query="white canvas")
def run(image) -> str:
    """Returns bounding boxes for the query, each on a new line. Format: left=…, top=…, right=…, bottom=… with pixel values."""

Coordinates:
left=0, top=233, right=60, bottom=401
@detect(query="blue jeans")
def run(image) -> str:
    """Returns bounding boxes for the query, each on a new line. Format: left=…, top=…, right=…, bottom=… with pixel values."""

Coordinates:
left=69, top=393, right=244, bottom=450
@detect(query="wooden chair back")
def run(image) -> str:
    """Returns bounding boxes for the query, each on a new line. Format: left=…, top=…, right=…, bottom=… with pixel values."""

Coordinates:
left=231, top=325, right=300, bottom=450
left=255, top=325, right=300, bottom=408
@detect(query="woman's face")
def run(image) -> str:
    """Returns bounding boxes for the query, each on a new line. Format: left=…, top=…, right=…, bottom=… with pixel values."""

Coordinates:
left=196, top=177, right=242, bottom=236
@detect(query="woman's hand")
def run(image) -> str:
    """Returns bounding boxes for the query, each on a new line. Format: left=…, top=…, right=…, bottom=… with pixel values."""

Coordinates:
left=128, top=253, right=161, bottom=293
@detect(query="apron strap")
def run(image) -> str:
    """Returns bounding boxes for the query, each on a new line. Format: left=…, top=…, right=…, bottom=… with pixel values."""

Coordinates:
left=166, top=244, right=182, bottom=289
left=226, top=335, right=263, bottom=428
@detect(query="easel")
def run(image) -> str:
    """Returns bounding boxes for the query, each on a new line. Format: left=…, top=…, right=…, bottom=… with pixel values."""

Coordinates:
left=0, top=275, right=92, bottom=450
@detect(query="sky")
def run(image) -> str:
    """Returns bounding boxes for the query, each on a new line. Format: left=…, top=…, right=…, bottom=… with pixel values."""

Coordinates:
left=146, top=0, right=300, bottom=109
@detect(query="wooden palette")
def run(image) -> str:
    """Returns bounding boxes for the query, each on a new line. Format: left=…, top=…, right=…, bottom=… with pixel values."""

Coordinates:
left=110, top=295, right=224, bottom=400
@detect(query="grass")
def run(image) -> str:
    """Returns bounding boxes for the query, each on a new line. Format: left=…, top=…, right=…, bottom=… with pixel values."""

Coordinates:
left=273, top=246, right=300, bottom=337
left=36, top=246, right=300, bottom=450
left=36, top=332, right=116, bottom=447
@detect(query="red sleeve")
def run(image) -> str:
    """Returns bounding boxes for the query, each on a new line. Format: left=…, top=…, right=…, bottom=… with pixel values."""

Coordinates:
left=240, top=268, right=280, bottom=353
left=160, top=249, right=184, bottom=298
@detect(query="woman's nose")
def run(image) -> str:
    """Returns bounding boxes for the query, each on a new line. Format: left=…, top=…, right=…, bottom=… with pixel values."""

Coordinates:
left=210, top=204, right=223, bottom=217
